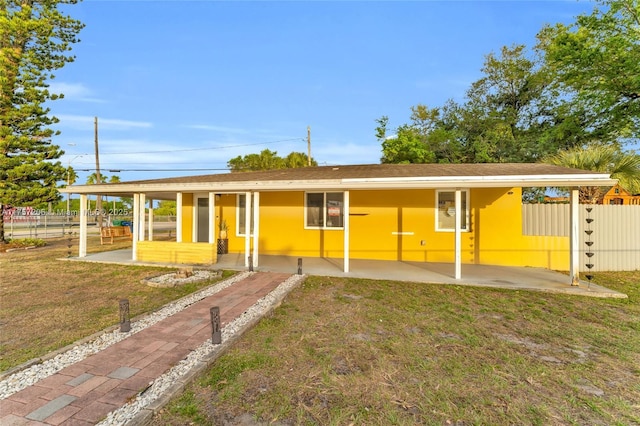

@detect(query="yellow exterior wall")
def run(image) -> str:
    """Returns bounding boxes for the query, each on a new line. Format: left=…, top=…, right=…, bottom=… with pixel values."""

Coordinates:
left=219, top=192, right=345, bottom=258
left=137, top=241, right=217, bottom=265
left=112, top=188, right=569, bottom=269
left=472, top=187, right=569, bottom=269
left=181, top=193, right=194, bottom=243
left=174, top=188, right=569, bottom=270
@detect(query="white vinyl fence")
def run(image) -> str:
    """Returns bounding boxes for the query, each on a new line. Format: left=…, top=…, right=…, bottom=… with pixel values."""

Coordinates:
left=523, top=204, right=640, bottom=272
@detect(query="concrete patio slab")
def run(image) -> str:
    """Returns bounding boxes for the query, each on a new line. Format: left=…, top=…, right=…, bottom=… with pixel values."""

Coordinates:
left=62, top=249, right=627, bottom=298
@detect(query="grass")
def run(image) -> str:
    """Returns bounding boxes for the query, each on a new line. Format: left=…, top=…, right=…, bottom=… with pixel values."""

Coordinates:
left=151, top=272, right=640, bottom=426
left=2, top=238, right=638, bottom=424
left=0, top=236, right=234, bottom=372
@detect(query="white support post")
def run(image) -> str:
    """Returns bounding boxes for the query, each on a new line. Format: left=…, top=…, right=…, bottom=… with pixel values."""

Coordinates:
left=570, top=188, right=580, bottom=286
left=132, top=194, right=140, bottom=261
left=344, top=190, right=350, bottom=273
left=208, top=192, right=215, bottom=244
left=176, top=192, right=183, bottom=243
left=252, top=192, right=260, bottom=268
left=139, top=193, right=146, bottom=242
left=245, top=192, right=251, bottom=268
left=454, top=189, right=462, bottom=280
left=148, top=199, right=154, bottom=241
left=79, top=194, right=87, bottom=257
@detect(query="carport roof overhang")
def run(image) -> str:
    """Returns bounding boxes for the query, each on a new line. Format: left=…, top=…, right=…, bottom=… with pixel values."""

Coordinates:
left=59, top=163, right=615, bottom=198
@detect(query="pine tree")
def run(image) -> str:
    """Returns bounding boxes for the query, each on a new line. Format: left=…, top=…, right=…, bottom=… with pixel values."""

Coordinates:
left=0, top=0, right=84, bottom=242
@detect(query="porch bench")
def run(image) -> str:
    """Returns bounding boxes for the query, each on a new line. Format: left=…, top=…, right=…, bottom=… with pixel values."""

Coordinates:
left=100, top=226, right=132, bottom=245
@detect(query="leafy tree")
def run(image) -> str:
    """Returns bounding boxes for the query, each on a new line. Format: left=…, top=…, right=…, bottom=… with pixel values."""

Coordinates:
left=463, top=44, right=561, bottom=162
left=154, top=200, right=176, bottom=216
left=0, top=0, right=84, bottom=241
left=228, top=149, right=316, bottom=172
left=380, top=45, right=568, bottom=165
left=284, top=151, right=316, bottom=168
left=544, top=144, right=640, bottom=203
left=537, top=0, right=640, bottom=142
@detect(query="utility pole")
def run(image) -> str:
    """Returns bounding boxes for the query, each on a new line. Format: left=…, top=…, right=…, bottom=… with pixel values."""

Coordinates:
left=307, top=126, right=312, bottom=166
left=94, top=117, right=103, bottom=227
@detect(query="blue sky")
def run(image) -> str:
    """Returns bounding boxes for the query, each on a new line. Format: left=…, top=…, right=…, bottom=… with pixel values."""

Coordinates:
left=52, top=0, right=595, bottom=183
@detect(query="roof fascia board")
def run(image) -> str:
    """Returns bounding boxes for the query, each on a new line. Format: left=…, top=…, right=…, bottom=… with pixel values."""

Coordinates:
left=342, top=173, right=611, bottom=184
left=61, top=175, right=617, bottom=195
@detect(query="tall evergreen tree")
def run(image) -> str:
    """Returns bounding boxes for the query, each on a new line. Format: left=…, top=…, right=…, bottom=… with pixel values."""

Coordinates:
left=0, top=0, right=84, bottom=241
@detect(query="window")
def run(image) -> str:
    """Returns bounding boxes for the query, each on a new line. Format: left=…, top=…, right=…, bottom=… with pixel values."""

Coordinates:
left=305, top=192, right=344, bottom=229
left=436, top=190, right=469, bottom=232
left=236, top=194, right=254, bottom=236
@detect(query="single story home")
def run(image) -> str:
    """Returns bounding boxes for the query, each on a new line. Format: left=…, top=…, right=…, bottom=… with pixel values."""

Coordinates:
left=61, top=163, right=616, bottom=285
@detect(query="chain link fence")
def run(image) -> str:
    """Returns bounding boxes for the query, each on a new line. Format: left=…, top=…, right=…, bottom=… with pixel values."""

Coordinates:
left=4, top=211, right=176, bottom=240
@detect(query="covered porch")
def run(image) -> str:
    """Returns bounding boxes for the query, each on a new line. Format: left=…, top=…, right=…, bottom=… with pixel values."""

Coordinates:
left=62, top=249, right=627, bottom=298
left=61, top=163, right=618, bottom=288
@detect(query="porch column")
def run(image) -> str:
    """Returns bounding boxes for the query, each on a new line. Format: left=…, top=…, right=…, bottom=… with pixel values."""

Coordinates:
left=252, top=192, right=260, bottom=268
left=139, top=193, right=146, bottom=241
left=208, top=192, right=215, bottom=244
left=148, top=199, right=154, bottom=241
left=79, top=194, right=87, bottom=257
left=344, top=190, right=350, bottom=273
left=570, top=188, right=580, bottom=285
left=244, top=191, right=251, bottom=268
left=176, top=192, right=183, bottom=243
left=132, top=193, right=139, bottom=261
left=454, top=189, right=462, bottom=280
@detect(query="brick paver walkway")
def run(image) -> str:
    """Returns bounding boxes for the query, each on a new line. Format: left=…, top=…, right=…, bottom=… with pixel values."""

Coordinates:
left=0, top=272, right=291, bottom=425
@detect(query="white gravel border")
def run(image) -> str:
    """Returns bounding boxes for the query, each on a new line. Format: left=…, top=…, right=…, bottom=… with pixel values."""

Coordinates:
left=0, top=271, right=253, bottom=399
left=99, top=273, right=305, bottom=426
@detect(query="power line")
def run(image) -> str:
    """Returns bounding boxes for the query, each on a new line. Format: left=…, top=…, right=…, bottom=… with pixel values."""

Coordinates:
left=74, top=168, right=230, bottom=172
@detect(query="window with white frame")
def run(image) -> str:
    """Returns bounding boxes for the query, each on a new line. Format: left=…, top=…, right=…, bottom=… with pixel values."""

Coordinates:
left=436, top=190, right=469, bottom=232
left=236, top=194, right=254, bottom=236
left=305, top=192, right=344, bottom=229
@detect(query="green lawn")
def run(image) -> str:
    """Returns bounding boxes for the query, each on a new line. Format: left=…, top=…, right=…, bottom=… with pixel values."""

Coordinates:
left=151, top=271, right=640, bottom=426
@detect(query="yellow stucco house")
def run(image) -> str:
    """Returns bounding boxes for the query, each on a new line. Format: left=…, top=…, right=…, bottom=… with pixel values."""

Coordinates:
left=63, top=163, right=615, bottom=285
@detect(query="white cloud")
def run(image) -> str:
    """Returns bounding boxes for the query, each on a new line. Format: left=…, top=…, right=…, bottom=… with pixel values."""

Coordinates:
left=185, top=124, right=250, bottom=134
left=56, top=114, right=153, bottom=131
left=48, top=82, right=105, bottom=103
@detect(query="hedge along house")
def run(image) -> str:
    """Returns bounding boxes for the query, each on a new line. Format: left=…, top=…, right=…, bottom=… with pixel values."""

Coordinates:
left=62, top=163, right=615, bottom=285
